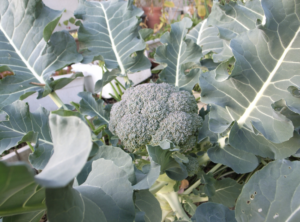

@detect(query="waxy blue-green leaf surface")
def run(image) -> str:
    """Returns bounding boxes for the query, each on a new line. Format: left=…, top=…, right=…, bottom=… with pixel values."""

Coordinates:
left=0, top=0, right=82, bottom=109
left=79, top=92, right=111, bottom=127
left=77, top=145, right=135, bottom=185
left=236, top=160, right=300, bottom=222
left=200, top=0, right=300, bottom=159
left=187, top=19, right=232, bottom=63
left=192, top=202, right=236, bottom=222
left=47, top=159, right=135, bottom=222
left=35, top=114, right=92, bottom=188
left=135, top=190, right=162, bottom=222
left=0, top=101, right=52, bottom=169
left=208, top=0, right=264, bottom=40
left=0, top=162, right=45, bottom=217
left=155, top=17, right=202, bottom=91
left=75, top=0, right=150, bottom=74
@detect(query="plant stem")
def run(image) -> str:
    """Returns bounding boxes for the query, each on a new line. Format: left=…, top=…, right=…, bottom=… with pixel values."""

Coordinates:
left=157, top=192, right=190, bottom=221
left=93, top=125, right=106, bottom=135
left=85, top=116, right=95, bottom=131
left=208, top=163, right=223, bottom=174
left=150, top=181, right=168, bottom=194
left=212, top=165, right=227, bottom=175
left=49, top=91, right=67, bottom=109
left=236, top=173, right=246, bottom=183
left=217, top=171, right=235, bottom=179
left=26, top=142, right=34, bottom=152
left=198, top=153, right=210, bottom=165
left=261, top=159, right=268, bottom=166
left=110, top=82, right=121, bottom=100
left=183, top=163, right=222, bottom=195
left=114, top=78, right=126, bottom=90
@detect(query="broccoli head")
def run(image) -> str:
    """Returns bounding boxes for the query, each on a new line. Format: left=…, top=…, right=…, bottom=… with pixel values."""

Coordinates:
left=109, top=83, right=202, bottom=151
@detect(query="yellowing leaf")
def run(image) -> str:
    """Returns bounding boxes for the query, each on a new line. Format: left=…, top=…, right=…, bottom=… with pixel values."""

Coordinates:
left=164, top=1, right=175, bottom=8
left=197, top=5, right=206, bottom=17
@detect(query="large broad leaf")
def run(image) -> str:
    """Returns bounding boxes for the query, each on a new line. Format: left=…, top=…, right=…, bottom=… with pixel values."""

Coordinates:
left=75, top=0, right=150, bottom=74
left=2, top=211, right=45, bottom=222
left=0, top=101, right=52, bottom=169
left=208, top=178, right=243, bottom=208
left=35, top=114, right=92, bottom=188
left=135, top=190, right=162, bottom=222
left=192, top=202, right=236, bottom=222
left=236, top=160, right=300, bottom=222
left=77, top=145, right=135, bottom=185
left=208, top=0, right=264, bottom=40
left=208, top=143, right=259, bottom=174
left=0, top=0, right=82, bottom=109
left=154, top=17, right=202, bottom=91
left=0, top=162, right=45, bottom=217
left=46, top=159, right=135, bottom=222
left=186, top=19, right=232, bottom=63
left=200, top=0, right=300, bottom=158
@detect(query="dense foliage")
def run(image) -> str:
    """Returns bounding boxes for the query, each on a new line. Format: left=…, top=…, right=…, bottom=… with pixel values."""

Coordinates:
left=0, top=0, right=300, bottom=221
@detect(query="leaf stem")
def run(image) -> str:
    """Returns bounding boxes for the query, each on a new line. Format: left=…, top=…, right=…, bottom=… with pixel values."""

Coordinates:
left=49, top=91, right=67, bottom=109
left=26, top=142, right=34, bottom=152
left=85, top=116, right=95, bottom=131
left=183, top=163, right=222, bottom=195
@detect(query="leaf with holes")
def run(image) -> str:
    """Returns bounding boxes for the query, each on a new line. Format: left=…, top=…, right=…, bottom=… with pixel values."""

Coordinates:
left=236, top=160, right=300, bottom=222
left=0, top=0, right=82, bottom=109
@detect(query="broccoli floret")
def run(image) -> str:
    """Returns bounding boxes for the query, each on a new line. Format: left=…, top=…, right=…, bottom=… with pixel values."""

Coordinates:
left=109, top=83, right=202, bottom=152
left=185, top=155, right=200, bottom=177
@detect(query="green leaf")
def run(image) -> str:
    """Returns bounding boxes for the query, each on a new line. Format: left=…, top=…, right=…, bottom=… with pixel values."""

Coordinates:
left=75, top=0, right=150, bottom=74
left=200, top=0, right=300, bottom=158
left=135, top=190, right=162, bottom=222
left=208, top=0, right=264, bottom=41
left=236, top=160, right=300, bottom=222
left=192, top=202, right=236, bottom=222
left=182, top=197, right=197, bottom=216
left=209, top=178, right=243, bottom=208
left=186, top=19, right=231, bottom=63
left=47, top=159, right=135, bottom=222
left=139, top=28, right=153, bottom=41
left=69, top=17, right=76, bottom=24
left=0, top=162, right=45, bottom=217
left=147, top=145, right=187, bottom=181
left=155, top=18, right=203, bottom=91
left=208, top=144, right=259, bottom=174
left=0, top=0, right=82, bottom=109
left=0, top=101, right=52, bottom=169
left=2, top=211, right=45, bottom=222
left=79, top=92, right=110, bottom=127
left=77, top=145, right=135, bottom=185
left=35, top=114, right=92, bottom=188
left=133, top=161, right=161, bottom=190
left=46, top=184, right=108, bottom=222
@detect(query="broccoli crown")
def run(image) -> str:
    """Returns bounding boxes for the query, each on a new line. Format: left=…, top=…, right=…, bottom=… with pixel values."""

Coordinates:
left=184, top=155, right=200, bottom=177
left=109, top=83, right=202, bottom=151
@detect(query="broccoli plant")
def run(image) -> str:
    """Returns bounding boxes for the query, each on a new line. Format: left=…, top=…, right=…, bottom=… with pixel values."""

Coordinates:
left=1, top=0, right=300, bottom=222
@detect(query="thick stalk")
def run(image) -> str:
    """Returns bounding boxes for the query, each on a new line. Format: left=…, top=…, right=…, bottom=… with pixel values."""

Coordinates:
left=49, top=92, right=67, bottom=109
left=157, top=192, right=190, bottom=221
left=150, top=181, right=168, bottom=194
